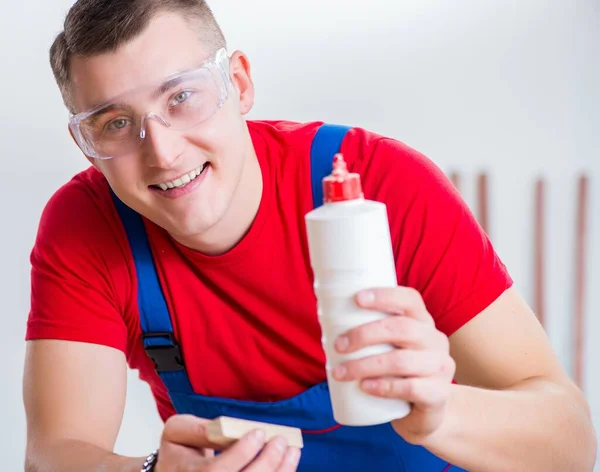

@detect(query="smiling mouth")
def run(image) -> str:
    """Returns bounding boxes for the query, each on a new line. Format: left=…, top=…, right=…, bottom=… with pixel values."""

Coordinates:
left=151, top=162, right=210, bottom=191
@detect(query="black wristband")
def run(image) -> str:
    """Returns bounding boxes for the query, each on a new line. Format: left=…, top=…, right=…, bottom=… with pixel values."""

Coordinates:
left=141, top=449, right=159, bottom=472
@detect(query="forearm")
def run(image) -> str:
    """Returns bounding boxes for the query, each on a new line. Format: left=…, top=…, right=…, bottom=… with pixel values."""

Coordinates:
left=26, top=438, right=146, bottom=472
left=421, top=378, right=597, bottom=472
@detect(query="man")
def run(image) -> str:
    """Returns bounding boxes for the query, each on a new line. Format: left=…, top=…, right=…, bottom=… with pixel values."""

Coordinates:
left=23, top=0, right=596, bottom=471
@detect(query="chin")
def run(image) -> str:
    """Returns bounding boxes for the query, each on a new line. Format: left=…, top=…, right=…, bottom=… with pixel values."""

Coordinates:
left=161, top=216, right=211, bottom=239
left=163, top=206, right=224, bottom=241
left=140, top=175, right=234, bottom=244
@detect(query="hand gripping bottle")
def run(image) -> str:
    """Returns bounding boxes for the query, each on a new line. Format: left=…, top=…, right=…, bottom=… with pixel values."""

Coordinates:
left=305, top=153, right=411, bottom=426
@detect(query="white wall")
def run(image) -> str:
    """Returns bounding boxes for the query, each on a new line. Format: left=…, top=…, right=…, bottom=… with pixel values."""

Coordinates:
left=1, top=0, right=598, bottom=468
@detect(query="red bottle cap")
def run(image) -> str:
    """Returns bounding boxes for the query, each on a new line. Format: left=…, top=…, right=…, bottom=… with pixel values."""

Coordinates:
left=322, top=153, right=363, bottom=203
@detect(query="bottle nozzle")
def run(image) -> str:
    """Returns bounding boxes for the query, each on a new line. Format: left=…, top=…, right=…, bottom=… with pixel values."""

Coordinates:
left=331, top=154, right=348, bottom=177
left=322, top=153, right=363, bottom=203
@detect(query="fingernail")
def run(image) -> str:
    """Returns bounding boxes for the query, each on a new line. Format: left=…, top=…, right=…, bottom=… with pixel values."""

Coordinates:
left=357, top=290, right=375, bottom=305
left=250, top=429, right=265, bottom=446
left=286, top=447, right=301, bottom=465
left=333, top=365, right=346, bottom=379
left=363, top=379, right=378, bottom=390
left=272, top=436, right=287, bottom=453
left=335, top=336, right=349, bottom=352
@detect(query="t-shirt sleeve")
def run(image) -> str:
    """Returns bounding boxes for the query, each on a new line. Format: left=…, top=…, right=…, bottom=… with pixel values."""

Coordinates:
left=354, top=136, right=513, bottom=337
left=26, top=178, right=130, bottom=352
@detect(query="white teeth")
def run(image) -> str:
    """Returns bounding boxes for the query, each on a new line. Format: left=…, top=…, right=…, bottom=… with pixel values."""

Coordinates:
left=156, top=165, right=206, bottom=190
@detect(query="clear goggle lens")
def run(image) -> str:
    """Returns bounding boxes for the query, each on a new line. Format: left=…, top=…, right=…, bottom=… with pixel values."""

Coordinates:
left=69, top=48, right=230, bottom=160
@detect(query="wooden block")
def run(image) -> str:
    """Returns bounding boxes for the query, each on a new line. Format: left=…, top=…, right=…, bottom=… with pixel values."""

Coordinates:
left=205, top=416, right=304, bottom=449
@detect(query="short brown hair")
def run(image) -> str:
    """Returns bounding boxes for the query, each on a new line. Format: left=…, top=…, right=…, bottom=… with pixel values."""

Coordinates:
left=50, top=0, right=226, bottom=112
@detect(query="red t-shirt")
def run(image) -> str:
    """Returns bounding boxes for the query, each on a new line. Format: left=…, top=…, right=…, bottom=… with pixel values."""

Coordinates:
left=26, top=120, right=512, bottom=421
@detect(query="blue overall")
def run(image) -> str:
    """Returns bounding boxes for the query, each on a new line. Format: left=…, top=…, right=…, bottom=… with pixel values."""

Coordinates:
left=111, top=124, right=466, bottom=471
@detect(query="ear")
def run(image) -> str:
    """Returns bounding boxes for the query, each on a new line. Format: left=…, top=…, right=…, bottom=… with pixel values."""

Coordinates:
left=228, top=50, right=255, bottom=116
left=68, top=125, right=97, bottom=169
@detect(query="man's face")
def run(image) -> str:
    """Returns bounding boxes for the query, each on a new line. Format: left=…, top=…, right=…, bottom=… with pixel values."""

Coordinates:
left=69, top=12, right=255, bottom=243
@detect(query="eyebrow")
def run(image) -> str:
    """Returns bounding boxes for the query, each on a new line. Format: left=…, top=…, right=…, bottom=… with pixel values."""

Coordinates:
left=83, top=69, right=199, bottom=121
left=86, top=103, right=130, bottom=126
left=90, top=76, right=185, bottom=118
left=153, top=76, right=184, bottom=99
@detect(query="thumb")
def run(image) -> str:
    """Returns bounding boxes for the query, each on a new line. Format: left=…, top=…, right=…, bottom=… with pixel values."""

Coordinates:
left=161, top=414, right=222, bottom=450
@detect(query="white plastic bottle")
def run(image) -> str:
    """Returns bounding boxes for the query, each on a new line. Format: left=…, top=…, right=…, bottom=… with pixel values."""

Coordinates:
left=305, top=153, right=411, bottom=426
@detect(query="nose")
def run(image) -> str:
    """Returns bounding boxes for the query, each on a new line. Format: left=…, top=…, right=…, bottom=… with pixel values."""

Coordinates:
left=141, top=113, right=184, bottom=168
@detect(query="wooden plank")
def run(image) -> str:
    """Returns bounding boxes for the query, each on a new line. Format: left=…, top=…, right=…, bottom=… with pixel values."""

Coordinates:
left=206, top=416, right=304, bottom=449
left=534, top=177, right=545, bottom=328
left=477, top=172, right=489, bottom=235
left=574, top=174, right=589, bottom=389
left=449, top=171, right=461, bottom=193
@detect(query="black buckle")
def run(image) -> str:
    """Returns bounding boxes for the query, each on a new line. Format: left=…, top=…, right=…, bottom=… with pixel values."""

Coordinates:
left=143, top=332, right=185, bottom=373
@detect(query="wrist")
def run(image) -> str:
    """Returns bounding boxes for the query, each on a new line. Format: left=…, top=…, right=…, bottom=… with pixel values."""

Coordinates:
left=418, top=383, right=463, bottom=450
left=140, top=449, right=159, bottom=472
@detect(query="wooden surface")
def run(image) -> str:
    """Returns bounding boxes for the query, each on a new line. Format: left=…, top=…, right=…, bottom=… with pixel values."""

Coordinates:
left=206, top=416, right=304, bottom=449
left=534, top=178, right=545, bottom=328
left=477, top=172, right=489, bottom=235
left=574, top=174, right=588, bottom=389
left=449, top=171, right=461, bottom=193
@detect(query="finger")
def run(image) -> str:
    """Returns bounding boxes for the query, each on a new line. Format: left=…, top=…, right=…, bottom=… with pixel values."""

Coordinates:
left=333, top=349, right=454, bottom=382
left=210, top=429, right=268, bottom=469
left=242, top=436, right=301, bottom=472
left=335, top=315, right=445, bottom=353
left=355, top=287, right=433, bottom=324
left=278, top=447, right=302, bottom=471
left=161, top=415, right=223, bottom=450
left=361, top=377, right=451, bottom=409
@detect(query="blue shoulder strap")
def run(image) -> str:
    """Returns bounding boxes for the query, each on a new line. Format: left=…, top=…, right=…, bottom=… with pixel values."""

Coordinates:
left=111, top=123, right=351, bottom=395
left=310, top=124, right=352, bottom=207
left=110, top=191, right=194, bottom=394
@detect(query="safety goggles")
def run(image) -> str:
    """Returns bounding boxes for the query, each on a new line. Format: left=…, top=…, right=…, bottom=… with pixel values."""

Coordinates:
left=68, top=48, right=231, bottom=160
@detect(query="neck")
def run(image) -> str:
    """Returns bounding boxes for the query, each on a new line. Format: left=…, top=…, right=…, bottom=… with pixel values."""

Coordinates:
left=173, top=136, right=263, bottom=256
